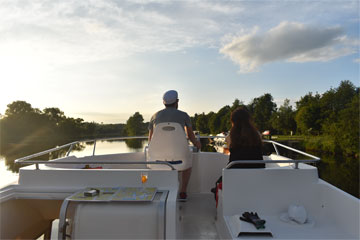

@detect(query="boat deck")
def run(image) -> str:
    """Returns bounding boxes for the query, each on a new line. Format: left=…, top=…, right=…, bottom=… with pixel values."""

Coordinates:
left=178, top=193, right=219, bottom=239
left=3, top=138, right=359, bottom=240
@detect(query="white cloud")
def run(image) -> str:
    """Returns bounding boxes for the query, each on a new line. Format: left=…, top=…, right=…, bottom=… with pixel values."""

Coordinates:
left=195, top=1, right=244, bottom=14
left=0, top=0, right=225, bottom=67
left=220, top=22, right=358, bottom=73
left=0, top=1, right=358, bottom=70
left=354, top=58, right=360, bottom=63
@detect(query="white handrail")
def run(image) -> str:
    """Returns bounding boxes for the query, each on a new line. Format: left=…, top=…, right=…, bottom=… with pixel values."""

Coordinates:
left=16, top=160, right=176, bottom=170
left=265, top=140, right=319, bottom=160
left=226, top=159, right=320, bottom=169
left=15, top=136, right=148, bottom=163
left=14, top=135, right=320, bottom=168
left=15, top=141, right=79, bottom=162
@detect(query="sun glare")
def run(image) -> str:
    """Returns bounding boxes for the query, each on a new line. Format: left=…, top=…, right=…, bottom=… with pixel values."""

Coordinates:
left=0, top=55, right=47, bottom=114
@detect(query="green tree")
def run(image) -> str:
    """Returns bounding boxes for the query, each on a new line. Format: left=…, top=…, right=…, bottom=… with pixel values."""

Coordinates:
left=95, top=123, right=126, bottom=137
left=196, top=112, right=212, bottom=134
left=43, top=107, right=65, bottom=123
left=295, top=93, right=321, bottom=135
left=82, top=122, right=97, bottom=138
left=5, top=101, right=35, bottom=116
left=271, top=99, right=296, bottom=135
left=58, top=117, right=85, bottom=141
left=333, top=80, right=357, bottom=110
left=209, top=106, right=230, bottom=134
left=1, top=101, right=50, bottom=143
left=334, top=94, right=359, bottom=156
left=295, top=105, right=321, bottom=135
left=125, top=112, right=146, bottom=136
left=320, top=89, right=359, bottom=156
left=248, top=93, right=277, bottom=132
left=296, top=92, right=321, bottom=109
left=230, top=99, right=243, bottom=111
left=320, top=80, right=357, bottom=132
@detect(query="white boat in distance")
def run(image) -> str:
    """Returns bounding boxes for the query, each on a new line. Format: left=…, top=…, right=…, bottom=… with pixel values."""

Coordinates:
left=1, top=122, right=359, bottom=239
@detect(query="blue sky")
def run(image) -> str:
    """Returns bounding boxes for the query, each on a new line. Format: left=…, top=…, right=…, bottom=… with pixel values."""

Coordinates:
left=0, top=0, right=359, bottom=123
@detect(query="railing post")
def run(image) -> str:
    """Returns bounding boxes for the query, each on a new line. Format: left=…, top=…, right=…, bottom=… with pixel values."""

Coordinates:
left=66, top=144, right=74, bottom=156
left=295, top=161, right=299, bottom=169
left=272, top=141, right=280, bottom=155
left=144, top=146, right=148, bottom=161
left=196, top=132, right=200, bottom=142
left=93, top=140, right=97, bottom=156
left=195, top=132, right=201, bottom=152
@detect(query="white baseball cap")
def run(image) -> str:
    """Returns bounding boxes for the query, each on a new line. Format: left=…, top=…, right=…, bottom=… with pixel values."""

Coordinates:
left=163, top=90, right=178, bottom=104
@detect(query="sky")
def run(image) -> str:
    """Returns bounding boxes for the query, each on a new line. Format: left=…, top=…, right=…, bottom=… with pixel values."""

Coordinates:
left=0, top=0, right=359, bottom=123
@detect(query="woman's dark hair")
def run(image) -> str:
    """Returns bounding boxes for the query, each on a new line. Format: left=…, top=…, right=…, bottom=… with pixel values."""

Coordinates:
left=229, top=106, right=262, bottom=148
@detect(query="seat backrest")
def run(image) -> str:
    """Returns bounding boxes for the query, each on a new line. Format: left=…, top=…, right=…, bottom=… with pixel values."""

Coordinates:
left=147, top=122, right=192, bottom=170
left=221, top=167, right=319, bottom=216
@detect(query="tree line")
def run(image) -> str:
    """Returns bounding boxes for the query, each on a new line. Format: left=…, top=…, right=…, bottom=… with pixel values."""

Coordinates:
left=0, top=102, right=126, bottom=154
left=190, top=80, right=358, bottom=156
left=99, top=80, right=360, bottom=157
left=0, top=80, right=358, bottom=157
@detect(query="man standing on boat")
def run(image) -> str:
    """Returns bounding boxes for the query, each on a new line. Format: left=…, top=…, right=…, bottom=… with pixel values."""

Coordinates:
left=148, top=90, right=201, bottom=201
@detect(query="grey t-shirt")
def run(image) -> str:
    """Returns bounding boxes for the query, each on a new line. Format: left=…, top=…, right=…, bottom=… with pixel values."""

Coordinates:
left=148, top=107, right=192, bottom=131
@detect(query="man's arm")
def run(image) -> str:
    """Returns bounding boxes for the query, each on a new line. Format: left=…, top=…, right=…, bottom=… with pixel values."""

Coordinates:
left=148, top=129, right=153, bottom=142
left=148, top=114, right=154, bottom=142
left=185, top=126, right=201, bottom=149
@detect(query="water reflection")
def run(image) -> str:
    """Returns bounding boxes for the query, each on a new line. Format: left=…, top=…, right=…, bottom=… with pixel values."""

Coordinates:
left=125, top=139, right=145, bottom=149
left=317, top=155, right=359, bottom=198
left=1, top=142, right=85, bottom=172
left=80, top=139, right=147, bottom=156
left=0, top=140, right=148, bottom=172
left=2, top=143, right=57, bottom=172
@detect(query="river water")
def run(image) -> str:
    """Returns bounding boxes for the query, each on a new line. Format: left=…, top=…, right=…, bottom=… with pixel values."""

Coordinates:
left=1, top=139, right=358, bottom=198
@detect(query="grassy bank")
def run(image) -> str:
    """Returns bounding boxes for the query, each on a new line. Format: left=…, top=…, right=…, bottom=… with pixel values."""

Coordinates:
left=270, top=135, right=304, bottom=141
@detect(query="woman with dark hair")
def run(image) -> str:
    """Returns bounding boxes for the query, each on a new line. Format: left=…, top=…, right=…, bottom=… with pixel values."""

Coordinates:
left=226, top=106, right=264, bottom=168
left=213, top=106, right=264, bottom=203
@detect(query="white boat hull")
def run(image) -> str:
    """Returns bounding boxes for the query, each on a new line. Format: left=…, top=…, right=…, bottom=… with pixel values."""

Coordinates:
left=1, top=150, right=359, bottom=239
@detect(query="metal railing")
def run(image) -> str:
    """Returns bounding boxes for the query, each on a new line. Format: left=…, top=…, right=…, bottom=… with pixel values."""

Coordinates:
left=201, top=135, right=319, bottom=157
left=200, top=136, right=320, bottom=169
left=14, top=135, right=320, bottom=170
left=14, top=136, right=149, bottom=163
left=16, top=160, right=176, bottom=170
left=226, top=159, right=320, bottom=169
